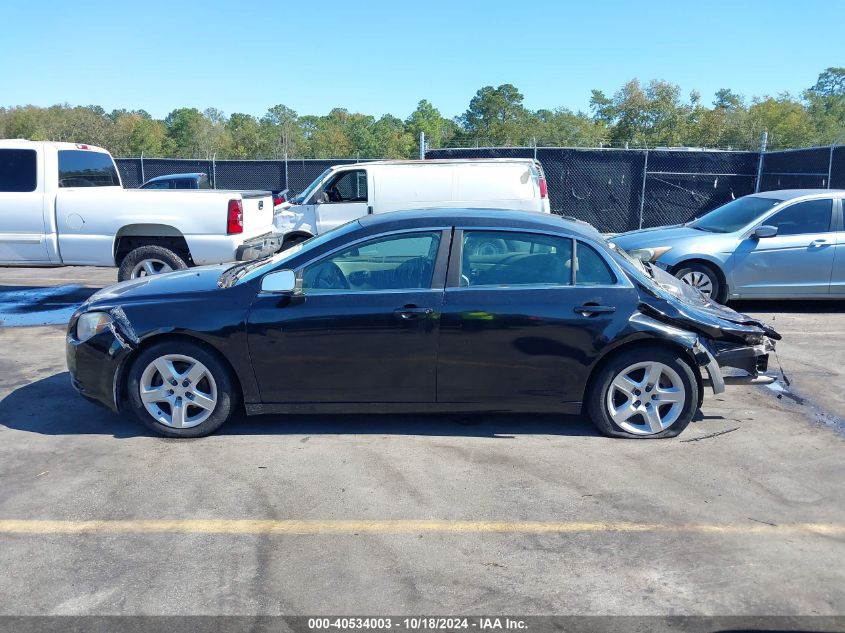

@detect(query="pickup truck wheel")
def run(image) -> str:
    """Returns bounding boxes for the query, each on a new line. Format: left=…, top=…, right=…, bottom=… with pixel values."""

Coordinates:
left=587, top=347, right=697, bottom=439
left=126, top=341, right=238, bottom=438
left=118, top=245, right=188, bottom=282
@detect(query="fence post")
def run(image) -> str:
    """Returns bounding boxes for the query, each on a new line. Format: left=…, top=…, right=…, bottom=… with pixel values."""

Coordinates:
left=212, top=153, right=216, bottom=189
left=284, top=151, right=289, bottom=193
left=638, top=149, right=649, bottom=229
left=140, top=152, right=145, bottom=185
left=419, top=131, right=426, bottom=160
left=754, top=131, right=768, bottom=193
left=827, top=134, right=844, bottom=189
left=533, top=137, right=537, bottom=162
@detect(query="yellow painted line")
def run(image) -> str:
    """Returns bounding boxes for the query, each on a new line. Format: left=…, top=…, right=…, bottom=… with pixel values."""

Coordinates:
left=0, top=520, right=841, bottom=536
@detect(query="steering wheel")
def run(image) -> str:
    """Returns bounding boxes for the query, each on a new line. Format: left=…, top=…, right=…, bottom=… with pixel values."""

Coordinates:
left=309, top=262, right=349, bottom=290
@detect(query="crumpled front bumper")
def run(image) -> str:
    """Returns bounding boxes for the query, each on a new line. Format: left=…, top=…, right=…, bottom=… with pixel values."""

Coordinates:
left=695, top=336, right=777, bottom=394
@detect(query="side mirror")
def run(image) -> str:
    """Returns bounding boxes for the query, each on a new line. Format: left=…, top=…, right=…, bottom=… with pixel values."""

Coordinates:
left=261, top=269, right=297, bottom=294
left=752, top=225, right=778, bottom=239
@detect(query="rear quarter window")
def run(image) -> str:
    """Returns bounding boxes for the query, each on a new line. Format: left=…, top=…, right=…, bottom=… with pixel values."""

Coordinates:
left=58, top=150, right=121, bottom=187
left=0, top=149, right=37, bottom=192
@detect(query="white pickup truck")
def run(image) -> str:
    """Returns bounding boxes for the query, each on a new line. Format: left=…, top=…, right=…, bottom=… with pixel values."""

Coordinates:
left=0, top=140, right=280, bottom=280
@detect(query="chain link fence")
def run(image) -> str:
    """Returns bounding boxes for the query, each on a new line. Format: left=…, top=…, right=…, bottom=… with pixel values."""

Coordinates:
left=115, top=143, right=844, bottom=234
left=115, top=157, right=376, bottom=193
left=425, top=146, right=759, bottom=233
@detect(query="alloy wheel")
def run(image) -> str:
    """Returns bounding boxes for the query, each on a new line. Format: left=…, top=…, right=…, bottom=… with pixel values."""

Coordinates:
left=139, top=354, right=218, bottom=428
left=605, top=361, right=686, bottom=435
left=131, top=259, right=174, bottom=278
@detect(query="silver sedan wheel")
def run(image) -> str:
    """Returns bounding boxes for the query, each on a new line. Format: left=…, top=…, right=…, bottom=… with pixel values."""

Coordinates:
left=131, top=259, right=173, bottom=278
left=139, top=354, right=218, bottom=429
left=606, top=361, right=686, bottom=435
left=680, top=270, right=713, bottom=298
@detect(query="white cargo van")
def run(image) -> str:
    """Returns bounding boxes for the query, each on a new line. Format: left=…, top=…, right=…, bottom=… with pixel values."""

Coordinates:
left=273, top=159, right=550, bottom=248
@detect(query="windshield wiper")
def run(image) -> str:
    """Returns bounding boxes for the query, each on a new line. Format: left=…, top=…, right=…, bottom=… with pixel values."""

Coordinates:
left=218, top=255, right=277, bottom=288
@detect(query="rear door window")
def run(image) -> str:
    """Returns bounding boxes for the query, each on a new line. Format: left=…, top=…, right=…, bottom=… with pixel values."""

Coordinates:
left=58, top=150, right=121, bottom=187
left=575, top=241, right=616, bottom=285
left=460, top=231, right=573, bottom=287
left=765, top=199, right=833, bottom=235
left=0, top=149, right=37, bottom=192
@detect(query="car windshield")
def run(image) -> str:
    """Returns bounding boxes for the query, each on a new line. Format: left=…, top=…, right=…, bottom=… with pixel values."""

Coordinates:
left=219, top=220, right=362, bottom=287
left=688, top=196, right=782, bottom=233
left=289, top=168, right=332, bottom=205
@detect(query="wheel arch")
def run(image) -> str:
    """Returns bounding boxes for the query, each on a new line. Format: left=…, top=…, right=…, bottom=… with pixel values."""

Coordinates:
left=115, top=332, right=244, bottom=413
left=282, top=231, right=314, bottom=247
left=668, top=257, right=729, bottom=297
left=581, top=336, right=704, bottom=417
left=113, top=224, right=192, bottom=266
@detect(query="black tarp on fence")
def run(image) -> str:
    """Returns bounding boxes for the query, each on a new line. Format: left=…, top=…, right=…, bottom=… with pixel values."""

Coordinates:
left=115, top=158, right=369, bottom=193
left=115, top=144, right=844, bottom=234
left=425, top=147, right=759, bottom=233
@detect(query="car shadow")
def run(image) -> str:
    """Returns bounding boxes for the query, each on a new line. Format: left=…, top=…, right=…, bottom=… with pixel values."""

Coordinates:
left=1, top=372, right=610, bottom=439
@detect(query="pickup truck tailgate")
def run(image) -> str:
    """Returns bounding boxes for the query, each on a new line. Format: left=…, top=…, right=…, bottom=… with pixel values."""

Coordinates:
left=238, top=190, right=275, bottom=236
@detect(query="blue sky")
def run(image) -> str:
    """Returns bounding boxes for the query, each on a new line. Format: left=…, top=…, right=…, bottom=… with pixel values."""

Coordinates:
left=0, top=0, right=839, bottom=120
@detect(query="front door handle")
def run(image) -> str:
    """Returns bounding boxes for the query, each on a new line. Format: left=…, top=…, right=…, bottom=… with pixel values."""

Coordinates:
left=394, top=306, right=433, bottom=320
left=810, top=239, right=831, bottom=247
left=574, top=304, right=616, bottom=316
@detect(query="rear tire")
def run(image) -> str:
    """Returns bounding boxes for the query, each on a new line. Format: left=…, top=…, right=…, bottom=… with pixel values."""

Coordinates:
left=587, top=346, right=698, bottom=439
left=126, top=340, right=238, bottom=438
left=118, top=245, right=188, bottom=282
left=674, top=262, right=725, bottom=303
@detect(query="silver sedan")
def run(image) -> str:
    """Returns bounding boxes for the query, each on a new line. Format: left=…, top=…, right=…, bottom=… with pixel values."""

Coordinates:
left=611, top=189, right=845, bottom=302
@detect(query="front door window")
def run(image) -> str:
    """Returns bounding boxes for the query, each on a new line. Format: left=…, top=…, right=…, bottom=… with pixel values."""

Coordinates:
left=302, top=232, right=441, bottom=293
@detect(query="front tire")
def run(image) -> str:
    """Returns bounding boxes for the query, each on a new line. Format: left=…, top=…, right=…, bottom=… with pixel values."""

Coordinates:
left=587, top=347, right=698, bottom=439
left=126, top=341, right=238, bottom=438
left=118, top=245, right=188, bottom=282
left=674, top=262, right=725, bottom=303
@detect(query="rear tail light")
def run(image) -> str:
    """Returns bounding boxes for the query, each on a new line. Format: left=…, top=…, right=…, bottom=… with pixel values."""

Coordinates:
left=539, top=178, right=548, bottom=198
left=273, top=195, right=283, bottom=206
left=227, top=199, right=244, bottom=234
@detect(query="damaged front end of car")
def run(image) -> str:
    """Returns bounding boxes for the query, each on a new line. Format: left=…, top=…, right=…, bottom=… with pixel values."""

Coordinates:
left=633, top=262, right=781, bottom=394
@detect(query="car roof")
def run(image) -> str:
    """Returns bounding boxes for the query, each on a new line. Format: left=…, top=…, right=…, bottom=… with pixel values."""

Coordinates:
left=751, top=188, right=845, bottom=200
left=358, top=208, right=603, bottom=240
left=145, top=172, right=206, bottom=182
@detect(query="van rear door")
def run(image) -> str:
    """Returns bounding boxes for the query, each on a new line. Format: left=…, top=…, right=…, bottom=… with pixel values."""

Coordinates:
left=454, top=162, right=540, bottom=212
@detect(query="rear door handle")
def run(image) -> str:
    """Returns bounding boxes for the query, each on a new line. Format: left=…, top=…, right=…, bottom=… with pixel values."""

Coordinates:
left=574, top=304, right=616, bottom=316
left=810, top=239, right=831, bottom=247
left=394, top=306, right=433, bottom=320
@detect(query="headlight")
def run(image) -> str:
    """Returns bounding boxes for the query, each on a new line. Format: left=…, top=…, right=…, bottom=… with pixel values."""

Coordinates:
left=628, top=246, right=672, bottom=262
left=76, top=312, right=113, bottom=342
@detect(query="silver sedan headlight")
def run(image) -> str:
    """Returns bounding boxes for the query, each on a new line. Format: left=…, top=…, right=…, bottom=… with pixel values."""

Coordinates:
left=76, top=312, right=113, bottom=342
left=628, top=246, right=672, bottom=262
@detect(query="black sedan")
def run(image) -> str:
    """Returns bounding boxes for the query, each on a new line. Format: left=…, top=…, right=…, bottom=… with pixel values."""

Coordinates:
left=67, top=209, right=780, bottom=439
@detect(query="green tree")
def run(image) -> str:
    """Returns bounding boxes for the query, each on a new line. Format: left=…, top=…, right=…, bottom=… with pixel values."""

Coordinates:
left=405, top=99, right=454, bottom=149
left=225, top=113, right=263, bottom=158
left=262, top=104, right=302, bottom=158
left=460, top=84, right=530, bottom=144
left=164, top=108, right=210, bottom=157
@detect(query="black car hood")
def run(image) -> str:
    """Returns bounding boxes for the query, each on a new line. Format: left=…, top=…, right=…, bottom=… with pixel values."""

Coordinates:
left=86, top=265, right=231, bottom=305
left=637, top=265, right=780, bottom=343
